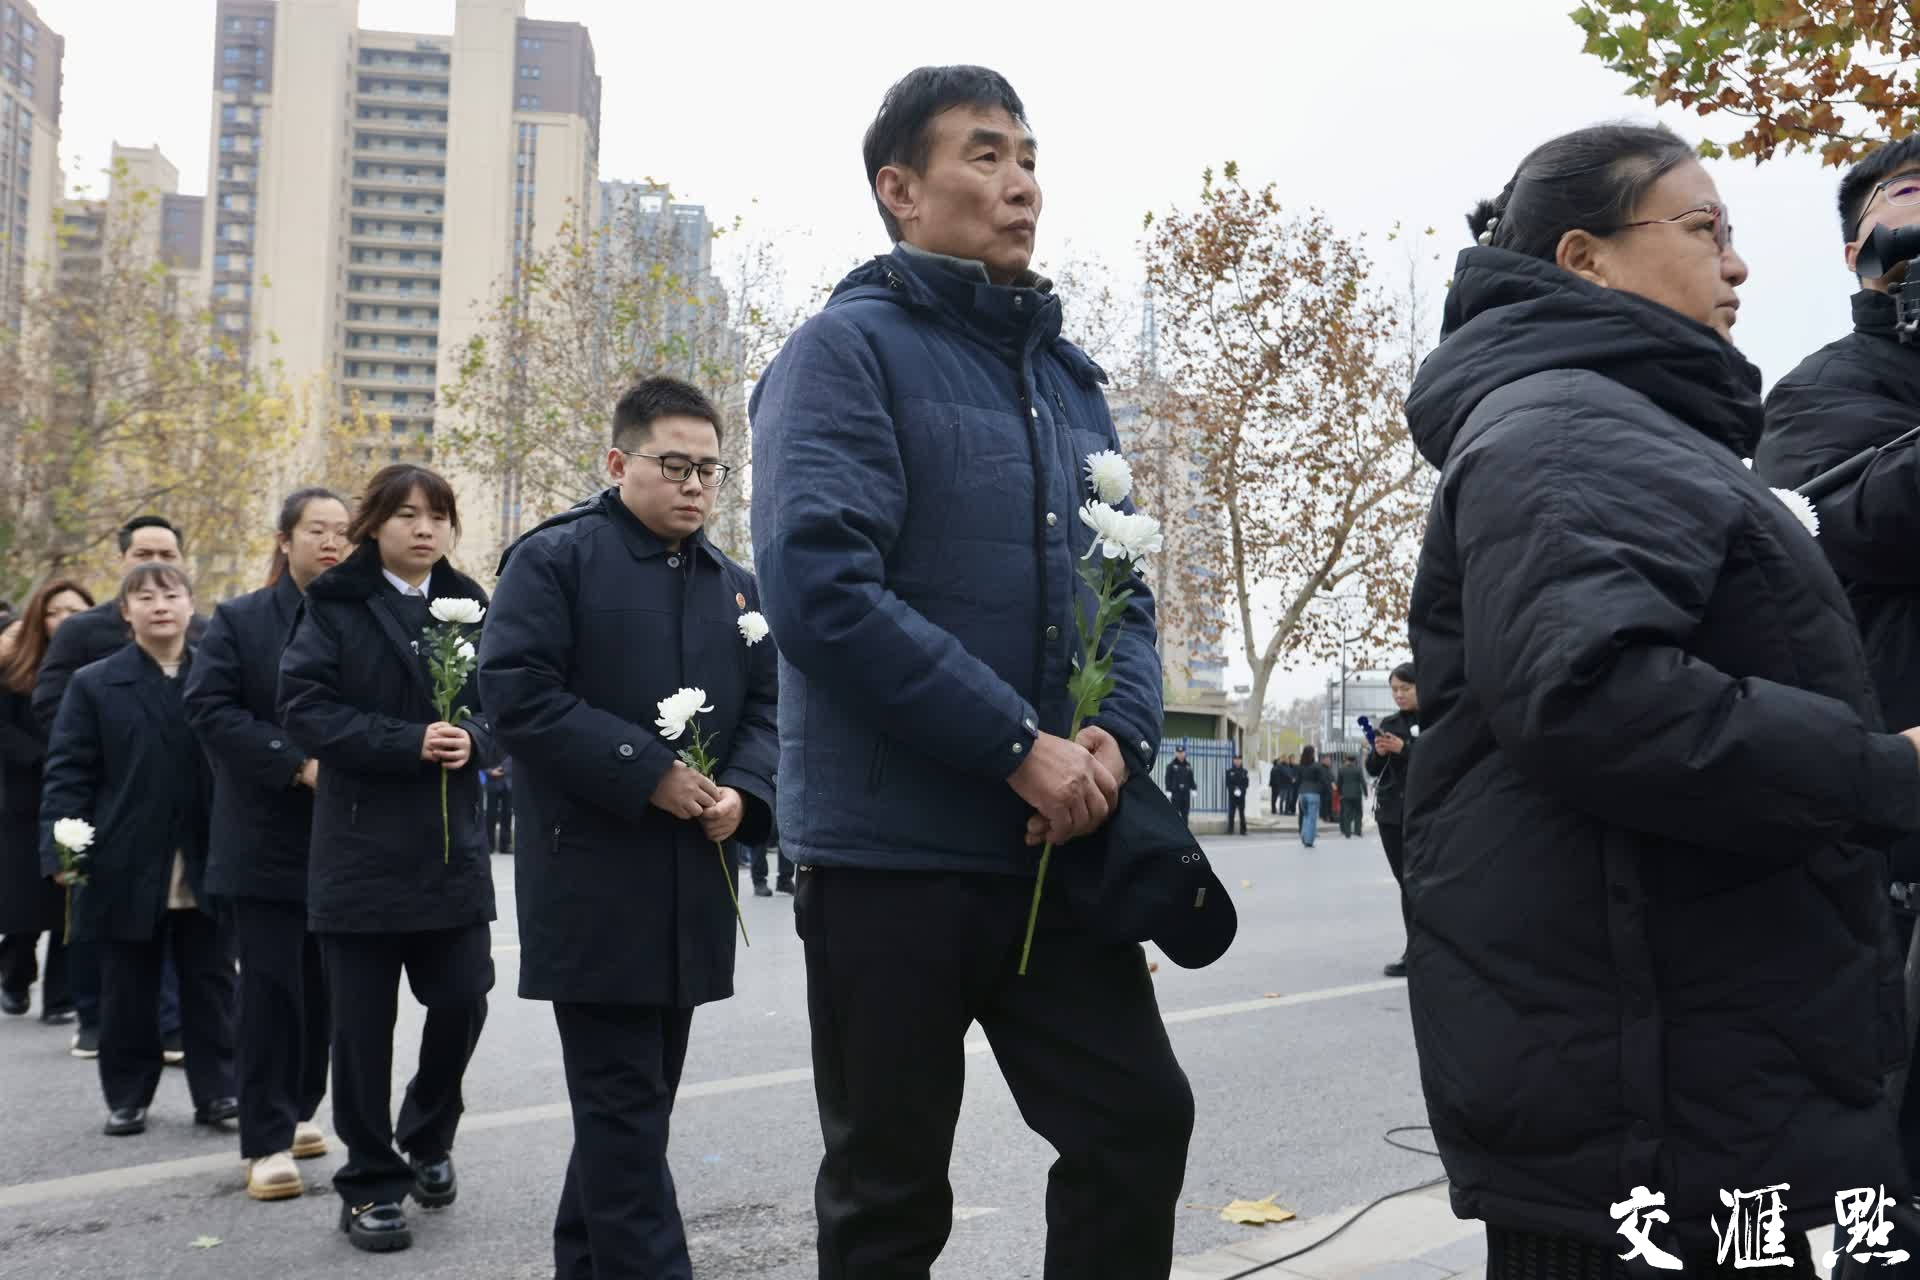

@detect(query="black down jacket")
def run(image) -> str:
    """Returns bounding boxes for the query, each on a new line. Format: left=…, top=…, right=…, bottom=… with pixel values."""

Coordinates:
left=277, top=546, right=498, bottom=935
left=1403, top=247, right=1920, bottom=1250
left=1756, top=288, right=1920, bottom=890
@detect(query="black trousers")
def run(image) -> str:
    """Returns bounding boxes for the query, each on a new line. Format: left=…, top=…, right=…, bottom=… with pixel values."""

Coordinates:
left=1226, top=795, right=1247, bottom=834
left=97, top=908, right=235, bottom=1112
left=319, top=925, right=491, bottom=1205
left=485, top=784, right=513, bottom=853
left=1340, top=798, right=1364, bottom=837
left=1284, top=784, right=1297, bottom=815
left=233, top=897, right=330, bottom=1158
left=750, top=844, right=794, bottom=887
left=1171, top=791, right=1190, bottom=822
left=799, top=867, right=1194, bottom=1280
left=0, top=931, right=70, bottom=1011
left=551, top=1002, right=696, bottom=1280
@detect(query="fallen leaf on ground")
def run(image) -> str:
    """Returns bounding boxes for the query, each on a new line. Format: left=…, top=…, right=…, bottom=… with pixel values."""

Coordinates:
left=1220, top=1193, right=1296, bottom=1226
left=190, top=1236, right=223, bottom=1249
left=1147, top=962, right=1159, bottom=974
left=1241, top=879, right=1253, bottom=889
left=1264, top=992, right=1283, bottom=999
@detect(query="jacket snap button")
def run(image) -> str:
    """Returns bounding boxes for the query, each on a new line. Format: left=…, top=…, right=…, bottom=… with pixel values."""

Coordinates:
left=1045, top=625, right=1059, bottom=640
left=1030, top=407, right=1037, bottom=419
left=1023, top=716, right=1037, bottom=732
left=667, top=556, right=680, bottom=568
left=1011, top=742, right=1024, bottom=755
left=269, top=739, right=283, bottom=750
left=617, top=743, right=635, bottom=758
left=1046, top=512, right=1057, bottom=527
left=1139, top=740, right=1151, bottom=755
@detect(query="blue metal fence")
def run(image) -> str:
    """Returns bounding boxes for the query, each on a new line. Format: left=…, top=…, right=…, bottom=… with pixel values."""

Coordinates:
left=1150, top=737, right=1237, bottom=814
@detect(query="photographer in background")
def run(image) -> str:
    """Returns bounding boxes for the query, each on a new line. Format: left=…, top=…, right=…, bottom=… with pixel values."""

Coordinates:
left=1755, top=137, right=1920, bottom=1231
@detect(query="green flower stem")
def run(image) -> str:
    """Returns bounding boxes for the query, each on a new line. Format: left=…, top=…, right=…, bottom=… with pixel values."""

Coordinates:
left=440, top=771, right=450, bottom=863
left=63, top=881, right=72, bottom=947
left=715, top=839, right=750, bottom=948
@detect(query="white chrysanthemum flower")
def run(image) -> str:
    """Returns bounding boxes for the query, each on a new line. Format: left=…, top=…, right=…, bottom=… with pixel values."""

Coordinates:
left=53, top=817, right=95, bottom=852
left=1080, top=502, right=1164, bottom=562
left=1770, top=487, right=1820, bottom=538
left=655, top=687, right=715, bottom=741
left=456, top=640, right=476, bottom=663
left=429, top=597, right=486, bottom=625
left=737, top=611, right=769, bottom=647
left=1114, top=510, right=1165, bottom=559
left=1084, top=450, right=1133, bottom=504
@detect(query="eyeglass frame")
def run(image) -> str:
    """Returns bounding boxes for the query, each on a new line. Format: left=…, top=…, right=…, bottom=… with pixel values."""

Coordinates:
left=616, top=449, right=733, bottom=489
left=1614, top=203, right=1734, bottom=253
left=1860, top=169, right=1920, bottom=225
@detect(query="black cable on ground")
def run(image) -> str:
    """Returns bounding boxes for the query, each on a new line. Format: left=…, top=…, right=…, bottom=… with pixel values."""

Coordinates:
left=1219, top=1125, right=1449, bottom=1280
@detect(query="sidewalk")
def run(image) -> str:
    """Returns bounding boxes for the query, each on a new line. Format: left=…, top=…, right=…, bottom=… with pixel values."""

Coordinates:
left=1172, top=1186, right=1842, bottom=1280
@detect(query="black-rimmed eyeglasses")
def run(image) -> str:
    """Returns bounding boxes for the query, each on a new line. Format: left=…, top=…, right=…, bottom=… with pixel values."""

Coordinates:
left=619, top=450, right=732, bottom=489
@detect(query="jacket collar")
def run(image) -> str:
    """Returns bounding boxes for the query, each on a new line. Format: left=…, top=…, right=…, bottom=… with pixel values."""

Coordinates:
left=894, top=238, right=1054, bottom=292
left=269, top=572, right=303, bottom=632
left=99, top=641, right=192, bottom=687
left=600, top=488, right=722, bottom=568
left=1851, top=287, right=1916, bottom=344
left=308, top=543, right=487, bottom=607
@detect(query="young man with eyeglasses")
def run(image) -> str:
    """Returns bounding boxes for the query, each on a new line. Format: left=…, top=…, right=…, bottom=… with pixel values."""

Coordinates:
left=1755, top=136, right=1920, bottom=1211
left=751, top=66, right=1190, bottom=1279
left=476, top=376, right=777, bottom=1280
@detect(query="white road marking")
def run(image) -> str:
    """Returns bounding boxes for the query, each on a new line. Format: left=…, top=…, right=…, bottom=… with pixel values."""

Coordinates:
left=0, top=976, right=1400, bottom=1211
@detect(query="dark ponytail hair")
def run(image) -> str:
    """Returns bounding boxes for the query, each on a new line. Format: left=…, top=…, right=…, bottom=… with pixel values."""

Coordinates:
left=1468, top=124, right=1696, bottom=262
left=265, top=486, right=349, bottom=588
left=1390, top=662, right=1416, bottom=686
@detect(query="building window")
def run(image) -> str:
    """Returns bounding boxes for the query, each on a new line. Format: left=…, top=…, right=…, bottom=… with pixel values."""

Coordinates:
left=227, top=16, right=242, bottom=32
left=256, top=17, right=268, bottom=32
left=219, top=136, right=235, bottom=151
left=221, top=105, right=237, bottom=123
left=255, top=78, right=266, bottom=90
left=223, top=46, right=241, bottom=63
left=19, top=51, right=28, bottom=73
left=518, top=65, right=540, bottom=79
left=221, top=75, right=240, bottom=91
left=21, top=22, right=33, bottom=44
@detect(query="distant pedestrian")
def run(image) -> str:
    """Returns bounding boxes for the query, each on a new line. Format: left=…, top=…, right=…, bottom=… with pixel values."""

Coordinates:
left=483, top=759, right=513, bottom=855
left=1283, top=754, right=1299, bottom=814
left=1337, top=754, right=1366, bottom=837
left=1225, top=753, right=1249, bottom=835
left=1293, top=746, right=1329, bottom=848
left=1165, top=745, right=1195, bottom=822
left=183, top=487, right=349, bottom=1201
left=41, top=563, right=236, bottom=1139
left=1267, top=757, right=1289, bottom=815
left=0, top=577, right=93, bottom=1027
left=1365, top=664, right=1417, bottom=978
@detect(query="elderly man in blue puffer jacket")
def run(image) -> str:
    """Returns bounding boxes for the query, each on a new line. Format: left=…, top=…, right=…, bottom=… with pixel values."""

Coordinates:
left=750, top=63, right=1192, bottom=1280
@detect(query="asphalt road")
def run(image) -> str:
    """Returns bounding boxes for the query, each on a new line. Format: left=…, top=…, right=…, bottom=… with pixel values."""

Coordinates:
left=0, top=826, right=1435, bottom=1279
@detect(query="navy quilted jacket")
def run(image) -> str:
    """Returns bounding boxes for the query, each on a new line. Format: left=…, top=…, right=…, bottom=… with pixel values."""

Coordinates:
left=749, top=246, right=1162, bottom=873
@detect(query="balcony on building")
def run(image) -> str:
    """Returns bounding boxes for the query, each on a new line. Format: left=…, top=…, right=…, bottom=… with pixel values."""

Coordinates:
left=351, top=167, right=446, bottom=194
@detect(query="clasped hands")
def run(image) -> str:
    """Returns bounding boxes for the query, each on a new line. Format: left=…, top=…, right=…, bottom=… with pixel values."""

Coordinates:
left=649, top=762, right=745, bottom=843
left=1010, top=724, right=1128, bottom=848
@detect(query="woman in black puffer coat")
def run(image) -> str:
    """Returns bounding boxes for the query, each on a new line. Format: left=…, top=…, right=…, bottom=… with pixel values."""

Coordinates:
left=1404, top=123, right=1920, bottom=1272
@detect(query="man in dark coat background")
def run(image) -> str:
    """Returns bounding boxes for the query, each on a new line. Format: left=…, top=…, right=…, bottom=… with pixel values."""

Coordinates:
left=1336, top=754, right=1367, bottom=838
left=1268, top=756, right=1291, bottom=816
left=480, top=377, right=777, bottom=1280
left=1165, top=745, right=1195, bottom=823
left=1754, top=134, right=1920, bottom=1256
left=751, top=65, right=1193, bottom=1279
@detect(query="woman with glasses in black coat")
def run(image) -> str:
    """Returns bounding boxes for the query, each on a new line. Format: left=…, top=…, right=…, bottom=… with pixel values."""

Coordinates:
left=278, top=464, right=497, bottom=1255
left=184, top=487, right=349, bottom=1202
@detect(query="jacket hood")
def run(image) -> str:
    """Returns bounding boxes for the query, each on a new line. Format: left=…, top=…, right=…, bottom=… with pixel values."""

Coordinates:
left=826, top=247, right=1108, bottom=390
left=307, top=542, right=488, bottom=606
left=1405, top=247, right=1764, bottom=468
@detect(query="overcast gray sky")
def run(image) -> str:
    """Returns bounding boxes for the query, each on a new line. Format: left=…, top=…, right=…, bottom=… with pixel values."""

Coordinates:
left=48, top=0, right=1864, bottom=708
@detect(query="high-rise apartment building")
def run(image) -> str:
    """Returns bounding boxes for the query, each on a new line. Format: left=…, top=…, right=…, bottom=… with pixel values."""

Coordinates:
left=0, top=0, right=60, bottom=330
left=205, top=0, right=601, bottom=562
left=55, top=144, right=203, bottom=315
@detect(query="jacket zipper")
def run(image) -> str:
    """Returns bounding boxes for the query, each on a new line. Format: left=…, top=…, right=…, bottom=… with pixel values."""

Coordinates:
left=551, top=822, right=561, bottom=853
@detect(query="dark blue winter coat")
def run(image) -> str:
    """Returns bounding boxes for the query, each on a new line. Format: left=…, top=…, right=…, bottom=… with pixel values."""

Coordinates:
left=183, top=574, right=315, bottom=902
left=479, top=490, right=777, bottom=1008
left=749, top=245, right=1161, bottom=874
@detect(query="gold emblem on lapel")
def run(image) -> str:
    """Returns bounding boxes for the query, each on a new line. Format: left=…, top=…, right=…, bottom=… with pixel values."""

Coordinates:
left=735, top=592, right=746, bottom=610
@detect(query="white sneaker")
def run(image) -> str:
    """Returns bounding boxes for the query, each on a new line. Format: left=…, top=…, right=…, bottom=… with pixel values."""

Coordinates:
left=246, top=1151, right=304, bottom=1202
left=291, top=1121, right=328, bottom=1160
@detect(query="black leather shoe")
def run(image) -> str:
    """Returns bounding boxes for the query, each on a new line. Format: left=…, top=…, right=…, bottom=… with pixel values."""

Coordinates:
left=103, top=1106, right=147, bottom=1136
left=340, top=1200, right=412, bottom=1252
left=1383, top=956, right=1408, bottom=979
left=40, top=1006, right=76, bottom=1026
left=0, top=990, right=27, bottom=1016
left=409, top=1153, right=457, bottom=1208
left=775, top=878, right=794, bottom=895
left=753, top=882, right=773, bottom=897
left=194, top=1097, right=240, bottom=1127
